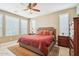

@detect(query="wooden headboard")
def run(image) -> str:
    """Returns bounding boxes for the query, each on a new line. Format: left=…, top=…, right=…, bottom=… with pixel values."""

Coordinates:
left=37, top=27, right=56, bottom=41
left=37, top=27, right=56, bottom=35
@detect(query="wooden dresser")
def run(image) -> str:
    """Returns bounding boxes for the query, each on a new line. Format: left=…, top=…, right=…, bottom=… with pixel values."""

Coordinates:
left=58, top=36, right=70, bottom=47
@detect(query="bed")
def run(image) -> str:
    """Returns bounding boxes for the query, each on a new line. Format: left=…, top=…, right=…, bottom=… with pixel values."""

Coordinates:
left=18, top=27, right=56, bottom=56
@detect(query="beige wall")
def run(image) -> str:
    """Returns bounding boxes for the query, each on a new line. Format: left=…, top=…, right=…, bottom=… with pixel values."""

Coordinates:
left=32, top=7, right=76, bottom=40
left=0, top=7, right=76, bottom=44
left=0, top=35, right=20, bottom=44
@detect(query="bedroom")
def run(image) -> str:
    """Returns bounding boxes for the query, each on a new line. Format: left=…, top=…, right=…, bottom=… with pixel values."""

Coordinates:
left=0, top=3, right=79, bottom=56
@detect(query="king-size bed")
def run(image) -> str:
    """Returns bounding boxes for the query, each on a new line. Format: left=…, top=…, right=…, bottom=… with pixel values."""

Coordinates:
left=18, top=27, right=56, bottom=56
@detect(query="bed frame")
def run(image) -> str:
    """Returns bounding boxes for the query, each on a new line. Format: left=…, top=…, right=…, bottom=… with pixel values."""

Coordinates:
left=19, top=27, right=56, bottom=56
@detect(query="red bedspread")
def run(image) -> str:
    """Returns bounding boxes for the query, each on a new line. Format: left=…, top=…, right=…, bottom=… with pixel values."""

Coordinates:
left=18, top=35, right=54, bottom=55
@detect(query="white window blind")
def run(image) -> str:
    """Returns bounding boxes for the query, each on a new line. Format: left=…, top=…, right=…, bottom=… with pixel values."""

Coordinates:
left=5, top=15, right=19, bottom=36
left=31, top=20, right=36, bottom=33
left=59, top=13, right=69, bottom=36
left=21, top=19, right=28, bottom=35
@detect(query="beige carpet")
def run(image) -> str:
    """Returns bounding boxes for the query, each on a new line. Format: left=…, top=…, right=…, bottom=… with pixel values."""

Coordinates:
left=8, top=45, right=59, bottom=56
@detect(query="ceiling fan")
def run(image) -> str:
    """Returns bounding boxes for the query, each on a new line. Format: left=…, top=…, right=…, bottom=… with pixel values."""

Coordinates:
left=24, top=3, right=40, bottom=13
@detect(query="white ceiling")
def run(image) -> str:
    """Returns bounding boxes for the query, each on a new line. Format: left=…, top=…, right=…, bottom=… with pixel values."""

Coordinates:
left=0, top=3, right=77, bottom=18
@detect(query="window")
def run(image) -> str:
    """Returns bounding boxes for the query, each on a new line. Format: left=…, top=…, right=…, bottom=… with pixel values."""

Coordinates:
left=59, top=13, right=69, bottom=36
left=31, top=20, right=36, bottom=33
left=0, top=14, right=3, bottom=37
left=21, top=19, right=28, bottom=35
left=5, top=15, right=19, bottom=36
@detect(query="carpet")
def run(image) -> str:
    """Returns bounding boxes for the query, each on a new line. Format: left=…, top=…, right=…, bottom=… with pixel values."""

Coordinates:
left=8, top=45, right=59, bottom=56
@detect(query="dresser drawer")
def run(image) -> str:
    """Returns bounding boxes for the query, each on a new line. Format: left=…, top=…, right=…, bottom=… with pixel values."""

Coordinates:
left=58, top=36, right=70, bottom=47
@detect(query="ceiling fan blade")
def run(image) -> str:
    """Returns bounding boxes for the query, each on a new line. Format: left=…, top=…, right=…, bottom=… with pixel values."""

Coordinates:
left=32, top=9, right=40, bottom=12
left=28, top=3, right=31, bottom=9
left=32, top=3, right=37, bottom=7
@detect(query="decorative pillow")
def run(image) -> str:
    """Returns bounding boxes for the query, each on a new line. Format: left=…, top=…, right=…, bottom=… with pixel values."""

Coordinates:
left=36, top=30, right=54, bottom=35
left=41, top=30, right=52, bottom=35
left=42, top=30, right=47, bottom=35
left=45, top=30, right=50, bottom=35
left=49, top=31, right=53, bottom=35
left=36, top=30, right=43, bottom=35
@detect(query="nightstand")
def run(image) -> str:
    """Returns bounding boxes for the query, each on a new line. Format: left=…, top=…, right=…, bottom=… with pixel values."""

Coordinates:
left=58, top=36, right=70, bottom=47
